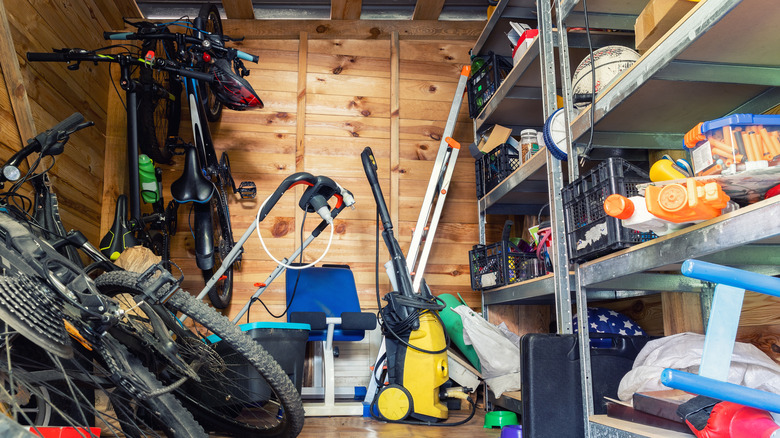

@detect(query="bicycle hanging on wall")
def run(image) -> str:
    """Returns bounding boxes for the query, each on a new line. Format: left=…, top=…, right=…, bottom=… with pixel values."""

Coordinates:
left=29, top=6, right=262, bottom=308
left=103, top=5, right=263, bottom=308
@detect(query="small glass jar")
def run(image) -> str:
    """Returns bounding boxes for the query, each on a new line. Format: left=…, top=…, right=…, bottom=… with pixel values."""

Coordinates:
left=520, top=129, right=538, bottom=162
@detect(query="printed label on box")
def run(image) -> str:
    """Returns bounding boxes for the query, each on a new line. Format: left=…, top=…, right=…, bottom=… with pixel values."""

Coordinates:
left=481, top=272, right=497, bottom=288
left=576, top=223, right=607, bottom=251
left=691, top=141, right=715, bottom=174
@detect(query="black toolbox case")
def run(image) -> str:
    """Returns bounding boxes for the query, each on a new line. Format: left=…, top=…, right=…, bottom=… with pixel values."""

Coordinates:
left=520, top=333, right=653, bottom=438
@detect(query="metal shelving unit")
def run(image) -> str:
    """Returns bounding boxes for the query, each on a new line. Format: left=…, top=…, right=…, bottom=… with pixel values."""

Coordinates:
left=472, top=0, right=572, bottom=331
left=550, top=0, right=780, bottom=435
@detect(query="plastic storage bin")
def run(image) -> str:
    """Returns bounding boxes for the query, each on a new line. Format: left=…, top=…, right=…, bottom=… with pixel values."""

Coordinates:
left=469, top=240, right=547, bottom=291
left=475, top=143, right=520, bottom=199
left=206, top=322, right=310, bottom=401
left=467, top=52, right=513, bottom=118
left=562, top=157, right=657, bottom=263
left=683, top=113, right=780, bottom=176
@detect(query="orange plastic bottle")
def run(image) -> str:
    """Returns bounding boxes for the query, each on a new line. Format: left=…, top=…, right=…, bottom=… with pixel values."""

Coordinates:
left=644, top=178, right=730, bottom=223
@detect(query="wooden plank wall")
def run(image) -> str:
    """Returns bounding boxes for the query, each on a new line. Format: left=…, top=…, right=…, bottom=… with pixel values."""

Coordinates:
left=153, top=22, right=482, bottom=322
left=6, top=1, right=780, bottom=364
left=2, top=0, right=115, bottom=247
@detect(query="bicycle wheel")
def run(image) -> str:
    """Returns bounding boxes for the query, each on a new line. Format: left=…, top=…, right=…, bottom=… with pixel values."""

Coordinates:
left=93, top=270, right=305, bottom=437
left=1, top=325, right=206, bottom=438
left=137, top=32, right=182, bottom=165
left=198, top=3, right=224, bottom=123
left=202, top=186, right=234, bottom=308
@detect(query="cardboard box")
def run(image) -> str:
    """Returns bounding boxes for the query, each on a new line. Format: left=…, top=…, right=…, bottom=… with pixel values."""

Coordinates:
left=635, top=0, right=698, bottom=52
left=477, top=124, right=518, bottom=154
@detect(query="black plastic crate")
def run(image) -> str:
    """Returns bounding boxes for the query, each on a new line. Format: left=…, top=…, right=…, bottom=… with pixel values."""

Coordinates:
left=562, top=157, right=657, bottom=263
left=469, top=241, right=547, bottom=291
left=467, top=52, right=513, bottom=118
left=475, top=143, right=520, bottom=198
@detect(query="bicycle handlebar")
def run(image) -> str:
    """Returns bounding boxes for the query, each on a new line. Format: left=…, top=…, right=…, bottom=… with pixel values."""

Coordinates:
left=102, top=29, right=259, bottom=64
left=26, top=51, right=70, bottom=62
left=26, top=50, right=215, bottom=83
left=1, top=112, right=92, bottom=184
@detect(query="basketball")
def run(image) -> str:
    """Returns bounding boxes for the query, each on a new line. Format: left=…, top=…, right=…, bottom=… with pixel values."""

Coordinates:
left=571, top=45, right=640, bottom=107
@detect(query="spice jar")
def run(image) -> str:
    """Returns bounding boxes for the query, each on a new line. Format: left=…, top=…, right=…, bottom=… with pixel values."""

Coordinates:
left=520, top=129, right=539, bottom=162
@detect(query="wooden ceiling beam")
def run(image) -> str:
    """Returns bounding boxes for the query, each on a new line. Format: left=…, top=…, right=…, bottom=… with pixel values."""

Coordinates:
left=223, top=0, right=255, bottom=19
left=331, top=0, right=362, bottom=20
left=412, top=0, right=446, bottom=20
left=223, top=19, right=483, bottom=40
left=93, top=0, right=142, bottom=29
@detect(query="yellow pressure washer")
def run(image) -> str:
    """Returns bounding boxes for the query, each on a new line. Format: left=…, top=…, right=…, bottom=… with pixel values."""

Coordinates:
left=361, top=147, right=473, bottom=425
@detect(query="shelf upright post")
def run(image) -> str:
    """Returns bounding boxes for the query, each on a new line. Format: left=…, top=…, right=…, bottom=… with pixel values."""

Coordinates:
left=554, top=0, right=593, bottom=434
left=539, top=0, right=573, bottom=336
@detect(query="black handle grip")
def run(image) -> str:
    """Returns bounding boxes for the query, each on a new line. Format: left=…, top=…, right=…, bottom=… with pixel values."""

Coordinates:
left=103, top=31, right=136, bottom=40
left=176, top=68, right=213, bottom=82
left=361, top=147, right=393, bottom=232
left=27, top=52, right=68, bottom=62
left=258, top=172, right=317, bottom=222
left=47, top=112, right=85, bottom=135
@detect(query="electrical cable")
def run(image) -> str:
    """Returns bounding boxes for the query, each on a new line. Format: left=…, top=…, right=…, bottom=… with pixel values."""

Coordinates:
left=369, top=205, right=449, bottom=355
left=254, top=192, right=334, bottom=270
left=247, top=212, right=307, bottom=321
left=368, top=387, right=478, bottom=427
left=579, top=0, right=597, bottom=163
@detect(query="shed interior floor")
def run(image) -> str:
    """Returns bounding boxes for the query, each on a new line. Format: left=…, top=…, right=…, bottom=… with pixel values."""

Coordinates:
left=213, top=408, right=504, bottom=437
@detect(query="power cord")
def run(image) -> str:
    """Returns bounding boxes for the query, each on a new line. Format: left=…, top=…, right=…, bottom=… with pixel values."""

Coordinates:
left=579, top=0, right=597, bottom=163
left=246, top=211, right=307, bottom=321
left=372, top=210, right=450, bottom=355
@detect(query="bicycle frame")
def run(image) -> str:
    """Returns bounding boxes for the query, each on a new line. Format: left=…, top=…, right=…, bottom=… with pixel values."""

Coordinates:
left=178, top=75, right=222, bottom=271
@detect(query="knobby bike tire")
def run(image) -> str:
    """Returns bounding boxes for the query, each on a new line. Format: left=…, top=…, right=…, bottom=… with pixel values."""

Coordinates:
left=198, top=3, right=224, bottom=123
left=137, top=34, right=182, bottom=165
left=93, top=270, right=305, bottom=437
left=1, top=326, right=206, bottom=438
left=104, top=340, right=207, bottom=438
left=202, top=185, right=233, bottom=308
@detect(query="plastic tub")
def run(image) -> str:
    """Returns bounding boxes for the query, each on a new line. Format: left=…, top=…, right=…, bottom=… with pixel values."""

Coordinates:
left=206, top=321, right=310, bottom=400
left=684, top=113, right=780, bottom=176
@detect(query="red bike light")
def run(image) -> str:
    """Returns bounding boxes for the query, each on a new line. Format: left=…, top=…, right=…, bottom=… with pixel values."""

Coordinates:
left=145, top=50, right=155, bottom=63
left=202, top=52, right=212, bottom=63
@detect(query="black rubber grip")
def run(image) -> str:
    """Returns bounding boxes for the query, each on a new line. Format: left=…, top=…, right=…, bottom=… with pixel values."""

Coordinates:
left=103, top=31, right=136, bottom=40
left=177, top=68, right=213, bottom=83
left=26, top=52, right=68, bottom=62
left=290, top=312, right=327, bottom=330
left=340, top=312, right=377, bottom=331
left=49, top=112, right=85, bottom=134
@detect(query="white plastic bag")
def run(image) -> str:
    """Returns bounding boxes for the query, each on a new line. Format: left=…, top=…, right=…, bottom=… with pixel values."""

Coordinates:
left=618, top=332, right=780, bottom=401
left=452, top=306, right=521, bottom=396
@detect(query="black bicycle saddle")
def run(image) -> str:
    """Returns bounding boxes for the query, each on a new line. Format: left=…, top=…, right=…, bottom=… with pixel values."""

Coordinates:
left=99, top=194, right=137, bottom=260
left=171, top=146, right=214, bottom=204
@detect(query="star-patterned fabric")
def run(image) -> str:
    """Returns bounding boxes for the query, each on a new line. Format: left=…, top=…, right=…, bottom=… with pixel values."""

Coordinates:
left=573, top=307, right=646, bottom=336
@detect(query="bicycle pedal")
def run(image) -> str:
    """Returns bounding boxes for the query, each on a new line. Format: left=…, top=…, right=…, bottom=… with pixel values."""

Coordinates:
left=237, top=181, right=256, bottom=199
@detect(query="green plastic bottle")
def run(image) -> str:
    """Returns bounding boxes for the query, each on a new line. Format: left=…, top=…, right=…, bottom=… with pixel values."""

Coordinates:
left=138, top=154, right=160, bottom=203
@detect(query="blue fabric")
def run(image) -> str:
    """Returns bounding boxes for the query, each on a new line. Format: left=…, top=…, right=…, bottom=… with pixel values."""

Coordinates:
left=573, top=307, right=646, bottom=336
left=285, top=265, right=365, bottom=342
